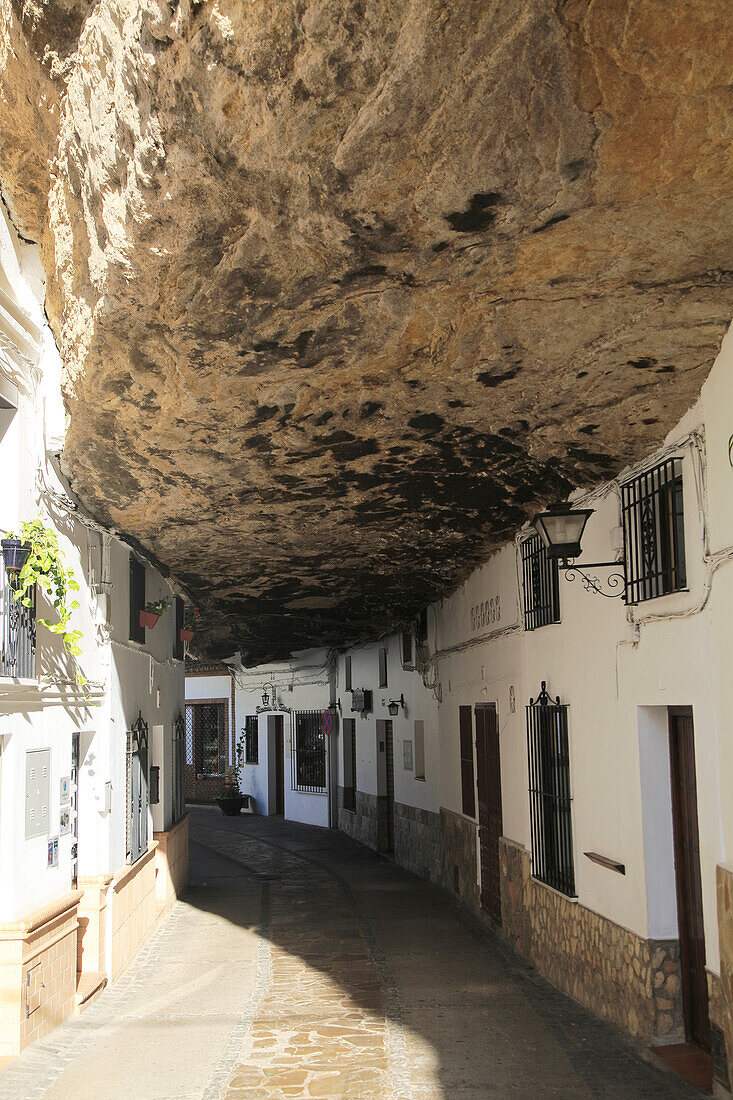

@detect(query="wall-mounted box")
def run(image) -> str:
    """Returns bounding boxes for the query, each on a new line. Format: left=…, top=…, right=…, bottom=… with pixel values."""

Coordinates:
left=26, top=749, right=50, bottom=839
left=351, top=689, right=373, bottom=713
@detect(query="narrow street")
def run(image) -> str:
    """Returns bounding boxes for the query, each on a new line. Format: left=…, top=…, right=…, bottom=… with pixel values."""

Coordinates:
left=0, top=809, right=700, bottom=1100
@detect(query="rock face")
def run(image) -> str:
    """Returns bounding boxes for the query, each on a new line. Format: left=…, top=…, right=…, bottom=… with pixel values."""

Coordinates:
left=1, top=0, right=731, bottom=661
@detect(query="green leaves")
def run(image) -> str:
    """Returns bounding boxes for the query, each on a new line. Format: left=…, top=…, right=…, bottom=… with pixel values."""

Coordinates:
left=8, top=519, right=86, bottom=686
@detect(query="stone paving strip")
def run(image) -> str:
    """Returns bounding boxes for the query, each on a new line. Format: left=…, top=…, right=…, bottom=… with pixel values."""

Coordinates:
left=0, top=810, right=702, bottom=1100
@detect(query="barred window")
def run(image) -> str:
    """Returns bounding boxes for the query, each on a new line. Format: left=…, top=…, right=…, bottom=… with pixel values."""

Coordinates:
left=292, top=711, right=326, bottom=792
left=244, top=715, right=259, bottom=764
left=401, top=631, right=414, bottom=669
left=185, top=702, right=227, bottom=775
left=526, top=683, right=575, bottom=897
left=521, top=534, right=560, bottom=630
left=621, top=458, right=686, bottom=604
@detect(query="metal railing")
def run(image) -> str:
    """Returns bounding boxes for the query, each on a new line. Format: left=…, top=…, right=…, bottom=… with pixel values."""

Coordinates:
left=526, top=682, right=576, bottom=898
left=127, top=712, right=149, bottom=865
left=0, top=579, right=36, bottom=679
left=291, top=710, right=326, bottom=792
left=172, top=713, right=185, bottom=823
left=521, top=534, right=560, bottom=631
left=621, top=457, right=686, bottom=604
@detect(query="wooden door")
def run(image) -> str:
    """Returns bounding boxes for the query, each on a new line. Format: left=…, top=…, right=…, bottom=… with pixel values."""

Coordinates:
left=476, top=704, right=502, bottom=923
left=669, top=709, right=709, bottom=1050
left=385, top=720, right=395, bottom=852
left=274, top=717, right=285, bottom=816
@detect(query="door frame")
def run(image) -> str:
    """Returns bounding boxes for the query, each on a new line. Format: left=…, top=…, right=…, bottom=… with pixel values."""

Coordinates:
left=668, top=706, right=710, bottom=1050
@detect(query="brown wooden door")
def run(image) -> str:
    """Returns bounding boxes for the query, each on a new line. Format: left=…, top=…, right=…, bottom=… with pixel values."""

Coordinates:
left=274, top=717, right=285, bottom=815
left=385, top=720, right=395, bottom=852
left=475, top=704, right=502, bottom=923
left=669, top=709, right=709, bottom=1050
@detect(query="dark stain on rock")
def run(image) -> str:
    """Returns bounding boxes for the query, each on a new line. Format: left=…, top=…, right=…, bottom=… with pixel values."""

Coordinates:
left=408, top=412, right=445, bottom=433
left=628, top=357, right=657, bottom=369
left=432, top=241, right=449, bottom=253
left=562, top=157, right=590, bottom=182
left=532, top=213, right=570, bottom=233
left=476, top=367, right=520, bottom=387
left=445, top=192, right=502, bottom=233
left=578, top=424, right=600, bottom=435
left=447, top=399, right=467, bottom=408
left=657, top=365, right=676, bottom=373
left=339, top=264, right=388, bottom=284
left=250, top=404, right=279, bottom=424
left=293, top=329, right=315, bottom=358
left=330, top=438, right=380, bottom=461
left=359, top=401, right=384, bottom=419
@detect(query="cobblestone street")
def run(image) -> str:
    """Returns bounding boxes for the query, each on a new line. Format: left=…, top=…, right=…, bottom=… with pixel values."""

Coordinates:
left=0, top=810, right=703, bottom=1099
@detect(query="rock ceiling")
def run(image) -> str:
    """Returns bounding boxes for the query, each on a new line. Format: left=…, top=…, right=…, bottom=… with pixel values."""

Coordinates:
left=1, top=0, right=731, bottom=662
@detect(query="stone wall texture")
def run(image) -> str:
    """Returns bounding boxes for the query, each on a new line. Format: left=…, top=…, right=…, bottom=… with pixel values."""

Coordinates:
left=393, top=802, right=441, bottom=885
left=0, top=1, right=731, bottom=662
left=500, top=838, right=684, bottom=1041
left=440, top=807, right=480, bottom=912
left=337, top=788, right=379, bottom=851
left=715, top=864, right=733, bottom=1091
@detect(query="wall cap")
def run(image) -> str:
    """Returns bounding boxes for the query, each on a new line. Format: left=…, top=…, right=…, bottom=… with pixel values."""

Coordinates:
left=0, top=890, right=83, bottom=939
left=112, top=842, right=159, bottom=893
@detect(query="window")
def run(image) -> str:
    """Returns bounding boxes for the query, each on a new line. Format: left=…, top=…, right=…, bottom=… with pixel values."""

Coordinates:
left=173, top=596, right=184, bottom=661
left=401, top=631, right=414, bottom=669
left=292, top=710, right=326, bottom=792
left=185, top=701, right=227, bottom=775
left=172, top=713, right=185, bottom=823
left=343, top=718, right=356, bottom=812
left=244, top=714, right=259, bottom=764
left=378, top=646, right=388, bottom=688
left=622, top=458, right=686, bottom=604
left=129, top=556, right=146, bottom=643
left=526, top=683, right=575, bottom=897
left=521, top=534, right=560, bottom=630
left=0, top=573, right=35, bottom=679
left=416, top=607, right=428, bottom=645
left=414, top=720, right=425, bottom=780
left=345, top=654, right=352, bottom=691
left=459, top=706, right=475, bottom=817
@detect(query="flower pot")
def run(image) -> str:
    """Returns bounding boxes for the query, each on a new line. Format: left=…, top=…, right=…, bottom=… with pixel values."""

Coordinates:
left=139, top=610, right=160, bottom=629
left=217, top=795, right=243, bottom=816
left=180, top=628, right=195, bottom=643
left=1, top=539, right=31, bottom=581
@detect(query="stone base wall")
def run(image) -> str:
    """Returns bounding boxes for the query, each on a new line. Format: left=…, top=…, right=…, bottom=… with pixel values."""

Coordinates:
left=76, top=875, right=113, bottom=976
left=393, top=802, right=441, bottom=884
left=154, top=813, right=189, bottom=914
left=337, top=788, right=380, bottom=850
left=109, top=843, right=158, bottom=982
left=716, top=863, right=733, bottom=1092
left=440, top=808, right=480, bottom=912
left=500, top=838, right=683, bottom=1040
left=0, top=891, right=81, bottom=1056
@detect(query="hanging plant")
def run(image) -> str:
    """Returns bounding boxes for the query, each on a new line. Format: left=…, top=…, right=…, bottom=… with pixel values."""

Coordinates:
left=180, top=605, right=200, bottom=643
left=3, top=519, right=83, bottom=675
left=140, top=596, right=171, bottom=630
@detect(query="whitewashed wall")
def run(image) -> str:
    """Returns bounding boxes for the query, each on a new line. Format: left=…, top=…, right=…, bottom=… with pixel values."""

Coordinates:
left=0, top=203, right=184, bottom=922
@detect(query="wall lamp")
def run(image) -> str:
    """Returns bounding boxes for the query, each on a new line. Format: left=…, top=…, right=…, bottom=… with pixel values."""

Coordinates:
left=532, top=502, right=625, bottom=599
left=328, top=699, right=342, bottom=716
left=261, top=681, right=276, bottom=707
left=387, top=694, right=406, bottom=717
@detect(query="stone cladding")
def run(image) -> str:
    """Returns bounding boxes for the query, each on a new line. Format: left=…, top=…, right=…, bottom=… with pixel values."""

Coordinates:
left=393, top=802, right=441, bottom=885
left=337, top=787, right=380, bottom=850
left=440, top=807, right=481, bottom=911
left=500, top=838, right=684, bottom=1041
left=715, top=863, right=733, bottom=1092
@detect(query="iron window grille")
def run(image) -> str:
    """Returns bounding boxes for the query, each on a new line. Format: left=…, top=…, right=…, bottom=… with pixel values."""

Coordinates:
left=185, top=702, right=227, bottom=775
left=126, top=712, right=149, bottom=865
left=378, top=646, right=388, bottom=688
left=244, top=715, right=259, bottom=764
left=0, top=577, right=35, bottom=679
left=526, top=683, right=576, bottom=897
left=621, top=457, right=686, bottom=605
left=292, top=710, right=326, bottom=792
left=401, top=631, right=415, bottom=669
left=343, top=717, right=357, bottom=813
left=129, top=556, right=146, bottom=643
left=521, top=534, right=560, bottom=631
left=172, top=713, right=185, bottom=823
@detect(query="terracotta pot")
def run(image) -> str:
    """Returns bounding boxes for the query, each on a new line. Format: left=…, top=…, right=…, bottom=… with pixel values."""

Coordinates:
left=139, top=610, right=160, bottom=629
left=180, top=628, right=195, bottom=643
left=217, top=795, right=243, bottom=816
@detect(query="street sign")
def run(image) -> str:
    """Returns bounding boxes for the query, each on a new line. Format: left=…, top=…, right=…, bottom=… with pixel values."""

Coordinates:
left=322, top=709, right=333, bottom=736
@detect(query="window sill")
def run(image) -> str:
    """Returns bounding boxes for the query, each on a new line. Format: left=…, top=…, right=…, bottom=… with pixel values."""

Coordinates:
left=531, top=874, right=578, bottom=903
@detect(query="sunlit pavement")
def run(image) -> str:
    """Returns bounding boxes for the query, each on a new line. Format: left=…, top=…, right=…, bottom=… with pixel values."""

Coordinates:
left=0, top=808, right=701, bottom=1099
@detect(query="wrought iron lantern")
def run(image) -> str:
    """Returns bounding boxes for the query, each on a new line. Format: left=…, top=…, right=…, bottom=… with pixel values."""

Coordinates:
left=532, top=501, right=625, bottom=598
left=387, top=694, right=405, bottom=717
left=531, top=502, right=594, bottom=563
left=328, top=699, right=342, bottom=716
left=261, top=681, right=276, bottom=708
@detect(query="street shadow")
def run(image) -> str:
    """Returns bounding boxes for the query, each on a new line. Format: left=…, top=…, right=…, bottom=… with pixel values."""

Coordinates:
left=180, top=808, right=702, bottom=1100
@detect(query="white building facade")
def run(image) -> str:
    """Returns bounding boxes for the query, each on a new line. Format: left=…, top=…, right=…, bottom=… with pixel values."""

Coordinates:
left=197, top=322, right=733, bottom=1092
left=0, top=204, right=188, bottom=1056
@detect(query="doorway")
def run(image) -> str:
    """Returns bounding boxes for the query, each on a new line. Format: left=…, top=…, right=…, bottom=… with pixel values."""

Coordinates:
left=475, top=704, right=502, bottom=923
left=669, top=707, right=709, bottom=1050
left=269, top=715, right=285, bottom=816
left=376, top=719, right=395, bottom=853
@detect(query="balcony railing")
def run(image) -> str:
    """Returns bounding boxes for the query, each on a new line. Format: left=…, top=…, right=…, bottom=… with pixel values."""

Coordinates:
left=0, top=579, right=36, bottom=679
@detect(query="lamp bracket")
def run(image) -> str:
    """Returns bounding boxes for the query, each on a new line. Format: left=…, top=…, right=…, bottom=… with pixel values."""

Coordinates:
left=559, top=558, right=625, bottom=599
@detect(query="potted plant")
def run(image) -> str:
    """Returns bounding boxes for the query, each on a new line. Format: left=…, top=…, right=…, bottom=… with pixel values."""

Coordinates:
left=140, top=596, right=171, bottom=630
left=2, top=519, right=84, bottom=683
left=180, top=605, right=199, bottom=644
left=217, top=730, right=246, bottom=816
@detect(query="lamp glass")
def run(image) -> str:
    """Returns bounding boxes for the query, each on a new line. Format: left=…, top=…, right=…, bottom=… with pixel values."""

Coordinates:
left=532, top=504, right=593, bottom=560
left=262, top=692, right=269, bottom=707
